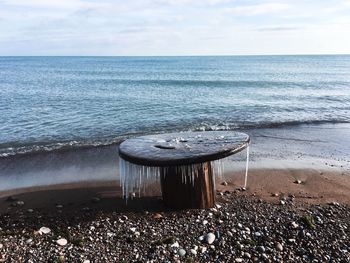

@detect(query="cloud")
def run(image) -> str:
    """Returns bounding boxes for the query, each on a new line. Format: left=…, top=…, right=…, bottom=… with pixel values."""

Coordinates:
left=256, top=26, right=300, bottom=32
left=225, top=2, right=290, bottom=16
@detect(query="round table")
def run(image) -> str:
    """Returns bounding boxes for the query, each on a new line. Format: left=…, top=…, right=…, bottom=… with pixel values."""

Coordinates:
left=119, top=131, right=250, bottom=209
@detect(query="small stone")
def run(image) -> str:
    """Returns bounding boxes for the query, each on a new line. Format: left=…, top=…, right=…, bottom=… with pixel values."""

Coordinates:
left=221, top=181, right=228, bottom=186
left=254, top=232, right=262, bottom=237
left=56, top=204, right=63, bottom=209
left=56, top=238, right=68, bottom=246
left=294, top=180, right=302, bottom=184
left=16, top=201, right=25, bottom=206
left=291, top=221, right=299, bottom=229
left=272, top=193, right=279, bottom=197
left=235, top=258, right=244, bottom=263
left=0, top=244, right=3, bottom=249
left=244, top=252, right=251, bottom=258
left=190, top=249, right=197, bottom=255
left=215, top=204, right=222, bottom=209
left=276, top=242, right=283, bottom=251
left=153, top=213, right=163, bottom=219
left=202, top=220, right=208, bottom=225
left=288, top=238, right=296, bottom=243
left=178, top=248, right=186, bottom=257
left=257, top=246, right=265, bottom=253
left=280, top=200, right=286, bottom=205
left=27, top=209, right=34, bottom=213
left=83, top=261, right=90, bottom=263
left=205, top=233, right=216, bottom=244
left=200, top=246, right=207, bottom=253
left=171, top=241, right=179, bottom=248
left=57, top=256, right=65, bottom=263
left=26, top=239, right=33, bottom=244
left=38, top=227, right=51, bottom=235
left=198, top=235, right=205, bottom=241
left=121, top=215, right=128, bottom=220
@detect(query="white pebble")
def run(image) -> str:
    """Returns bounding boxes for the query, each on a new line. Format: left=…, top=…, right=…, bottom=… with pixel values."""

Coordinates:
left=178, top=248, right=186, bottom=257
left=291, top=221, right=299, bottom=229
left=235, top=258, right=244, bottom=263
left=276, top=242, right=283, bottom=251
left=38, top=227, right=51, bottom=235
left=56, top=238, right=68, bottom=246
left=205, top=233, right=216, bottom=244
left=190, top=249, right=197, bottom=255
left=171, top=241, right=179, bottom=248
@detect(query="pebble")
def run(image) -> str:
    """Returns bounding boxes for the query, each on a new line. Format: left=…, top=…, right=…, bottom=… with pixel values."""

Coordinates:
left=178, top=249, right=186, bottom=257
left=83, top=261, right=90, bottom=263
left=235, top=258, right=244, bottom=262
left=26, top=239, right=33, bottom=244
left=56, top=238, right=68, bottom=246
left=205, top=233, right=216, bottom=244
left=27, top=209, right=34, bottom=213
left=276, top=242, right=283, bottom=251
left=202, top=220, right=208, bottom=225
left=16, top=201, right=25, bottom=207
left=254, top=231, right=262, bottom=237
left=221, top=181, right=228, bottom=186
left=0, top=244, right=3, bottom=249
left=294, top=180, right=302, bottom=184
left=257, top=246, right=265, bottom=253
left=200, top=246, right=207, bottom=253
left=170, top=242, right=179, bottom=248
left=38, top=227, right=51, bottom=235
left=190, top=249, right=197, bottom=255
left=280, top=200, right=286, bottom=205
left=56, top=204, right=63, bottom=209
left=291, top=221, right=299, bottom=229
left=198, top=235, right=205, bottom=241
left=57, top=256, right=65, bottom=263
left=153, top=213, right=163, bottom=219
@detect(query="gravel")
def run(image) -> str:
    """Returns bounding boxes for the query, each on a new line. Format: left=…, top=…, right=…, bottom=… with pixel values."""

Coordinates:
left=0, top=192, right=349, bottom=262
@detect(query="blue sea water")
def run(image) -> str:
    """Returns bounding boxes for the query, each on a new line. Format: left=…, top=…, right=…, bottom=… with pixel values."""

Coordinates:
left=0, top=55, right=350, bottom=157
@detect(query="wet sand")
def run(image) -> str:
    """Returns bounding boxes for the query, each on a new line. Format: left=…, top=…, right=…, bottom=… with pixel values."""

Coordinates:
left=1, top=168, right=349, bottom=215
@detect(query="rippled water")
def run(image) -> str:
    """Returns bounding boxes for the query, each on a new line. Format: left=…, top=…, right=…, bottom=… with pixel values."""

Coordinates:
left=0, top=55, right=350, bottom=156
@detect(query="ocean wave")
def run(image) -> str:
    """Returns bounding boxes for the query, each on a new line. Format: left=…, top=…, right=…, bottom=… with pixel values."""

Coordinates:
left=1, top=119, right=349, bottom=158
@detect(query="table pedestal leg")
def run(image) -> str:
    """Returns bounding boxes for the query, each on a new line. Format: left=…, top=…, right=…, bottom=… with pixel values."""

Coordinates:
left=160, top=162, right=216, bottom=209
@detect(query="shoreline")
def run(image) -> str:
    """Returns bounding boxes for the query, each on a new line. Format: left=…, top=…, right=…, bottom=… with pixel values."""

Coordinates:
left=1, top=167, right=349, bottom=215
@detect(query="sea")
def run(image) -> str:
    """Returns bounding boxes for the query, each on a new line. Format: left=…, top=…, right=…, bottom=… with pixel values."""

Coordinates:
left=1, top=55, right=349, bottom=158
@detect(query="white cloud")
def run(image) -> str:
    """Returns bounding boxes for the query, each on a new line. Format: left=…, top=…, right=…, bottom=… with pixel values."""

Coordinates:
left=225, top=2, right=290, bottom=16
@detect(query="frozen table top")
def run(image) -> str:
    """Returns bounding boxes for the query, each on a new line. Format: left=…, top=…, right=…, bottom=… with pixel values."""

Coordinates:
left=118, top=131, right=250, bottom=167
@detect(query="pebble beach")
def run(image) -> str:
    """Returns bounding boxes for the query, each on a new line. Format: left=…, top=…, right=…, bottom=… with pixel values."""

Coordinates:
left=0, top=180, right=349, bottom=262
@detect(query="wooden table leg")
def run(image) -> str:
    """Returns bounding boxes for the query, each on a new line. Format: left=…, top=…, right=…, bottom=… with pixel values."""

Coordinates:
left=160, top=162, right=216, bottom=209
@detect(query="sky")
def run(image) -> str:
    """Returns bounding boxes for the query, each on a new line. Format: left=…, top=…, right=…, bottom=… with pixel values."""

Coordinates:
left=0, top=0, right=350, bottom=56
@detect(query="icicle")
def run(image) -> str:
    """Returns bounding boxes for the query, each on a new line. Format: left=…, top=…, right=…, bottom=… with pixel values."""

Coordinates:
left=244, top=145, right=250, bottom=189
